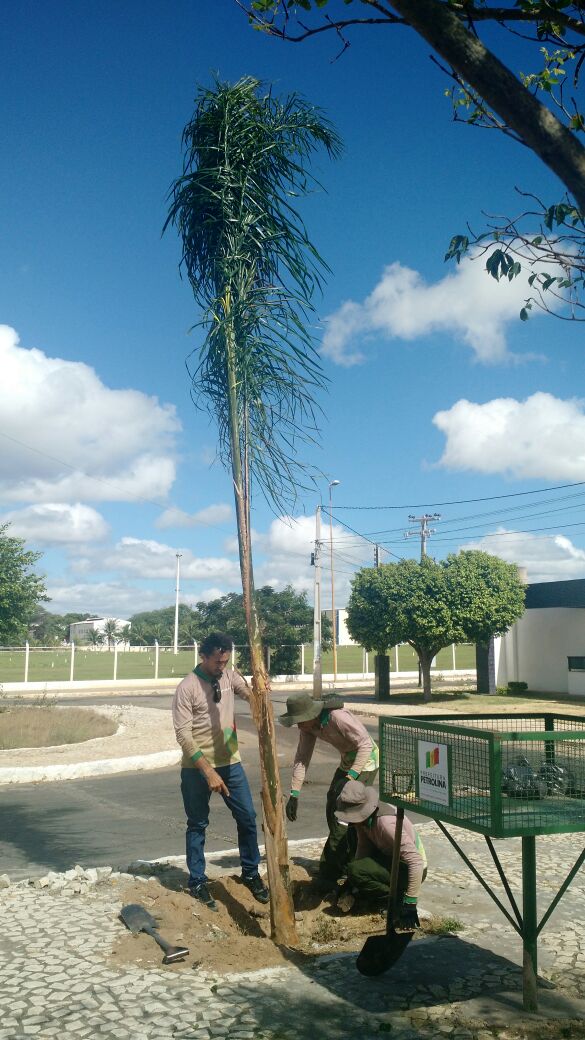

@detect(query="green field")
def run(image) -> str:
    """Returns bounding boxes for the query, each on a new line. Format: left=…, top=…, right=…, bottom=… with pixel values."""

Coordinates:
left=0, top=642, right=475, bottom=683
left=303, top=642, right=475, bottom=675
left=0, top=647, right=198, bottom=684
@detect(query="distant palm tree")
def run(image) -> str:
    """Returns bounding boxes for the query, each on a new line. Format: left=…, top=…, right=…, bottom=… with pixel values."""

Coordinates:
left=87, top=629, right=105, bottom=651
left=165, top=76, right=340, bottom=944
left=102, top=619, right=120, bottom=650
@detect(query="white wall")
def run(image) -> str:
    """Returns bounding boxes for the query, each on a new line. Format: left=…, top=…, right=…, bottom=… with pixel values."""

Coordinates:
left=497, top=607, right=585, bottom=694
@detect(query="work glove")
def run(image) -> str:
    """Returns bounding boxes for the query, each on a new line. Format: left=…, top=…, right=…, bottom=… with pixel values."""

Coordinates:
left=395, top=900, right=419, bottom=932
left=286, top=796, right=298, bottom=822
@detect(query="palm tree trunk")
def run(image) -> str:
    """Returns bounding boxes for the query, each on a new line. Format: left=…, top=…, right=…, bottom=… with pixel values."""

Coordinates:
left=225, top=317, right=298, bottom=946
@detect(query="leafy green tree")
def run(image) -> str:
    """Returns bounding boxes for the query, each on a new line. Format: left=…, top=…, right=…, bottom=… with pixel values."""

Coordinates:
left=346, top=551, right=525, bottom=701
left=28, top=608, right=91, bottom=645
left=242, top=1, right=585, bottom=318
left=129, top=605, right=201, bottom=646
left=444, top=550, right=526, bottom=693
left=0, top=524, right=48, bottom=646
left=196, top=585, right=332, bottom=676
left=165, top=76, right=340, bottom=944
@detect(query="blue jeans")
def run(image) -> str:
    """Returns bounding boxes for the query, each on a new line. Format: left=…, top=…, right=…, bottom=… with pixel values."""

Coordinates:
left=180, top=762, right=261, bottom=889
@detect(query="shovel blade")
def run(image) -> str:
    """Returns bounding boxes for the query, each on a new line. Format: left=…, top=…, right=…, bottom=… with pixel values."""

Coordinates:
left=120, top=903, right=158, bottom=934
left=356, top=930, right=412, bottom=977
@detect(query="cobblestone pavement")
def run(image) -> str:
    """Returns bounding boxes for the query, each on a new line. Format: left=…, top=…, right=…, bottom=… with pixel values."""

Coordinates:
left=1, top=827, right=585, bottom=1040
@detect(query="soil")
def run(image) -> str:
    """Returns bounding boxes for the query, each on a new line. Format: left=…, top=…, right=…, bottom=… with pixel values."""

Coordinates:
left=110, top=864, right=390, bottom=975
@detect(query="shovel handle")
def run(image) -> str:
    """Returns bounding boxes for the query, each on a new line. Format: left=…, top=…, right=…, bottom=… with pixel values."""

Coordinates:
left=143, top=926, right=188, bottom=960
left=386, top=807, right=404, bottom=935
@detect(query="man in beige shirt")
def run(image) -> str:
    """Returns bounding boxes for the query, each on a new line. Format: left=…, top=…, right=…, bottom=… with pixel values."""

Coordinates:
left=172, top=631, right=268, bottom=911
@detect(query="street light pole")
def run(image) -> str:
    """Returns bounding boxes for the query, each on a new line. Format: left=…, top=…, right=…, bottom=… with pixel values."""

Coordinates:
left=328, top=479, right=340, bottom=686
left=312, top=505, right=322, bottom=700
left=173, top=552, right=182, bottom=655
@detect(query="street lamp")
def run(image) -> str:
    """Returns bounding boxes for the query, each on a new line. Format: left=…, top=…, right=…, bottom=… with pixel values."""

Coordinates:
left=328, top=479, right=340, bottom=685
left=173, top=552, right=182, bottom=655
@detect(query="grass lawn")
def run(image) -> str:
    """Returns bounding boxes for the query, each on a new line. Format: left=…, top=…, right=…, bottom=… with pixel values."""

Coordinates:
left=0, top=647, right=198, bottom=683
left=0, top=706, right=117, bottom=749
left=0, top=643, right=475, bottom=683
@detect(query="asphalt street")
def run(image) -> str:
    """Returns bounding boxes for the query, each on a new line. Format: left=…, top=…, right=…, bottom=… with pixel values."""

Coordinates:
left=0, top=690, right=382, bottom=880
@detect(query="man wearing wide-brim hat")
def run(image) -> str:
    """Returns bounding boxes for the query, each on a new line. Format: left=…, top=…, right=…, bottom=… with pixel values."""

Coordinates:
left=279, top=691, right=379, bottom=887
left=334, top=780, right=427, bottom=920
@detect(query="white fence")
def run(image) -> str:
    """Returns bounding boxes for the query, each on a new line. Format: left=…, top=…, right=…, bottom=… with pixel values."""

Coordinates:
left=0, top=641, right=475, bottom=687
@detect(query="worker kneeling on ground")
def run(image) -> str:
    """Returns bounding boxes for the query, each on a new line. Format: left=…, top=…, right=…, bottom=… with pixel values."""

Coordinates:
left=334, top=780, right=427, bottom=924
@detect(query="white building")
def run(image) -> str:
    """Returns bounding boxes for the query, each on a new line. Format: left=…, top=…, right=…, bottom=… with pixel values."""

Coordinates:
left=69, top=617, right=130, bottom=646
left=496, top=579, right=585, bottom=696
left=322, top=608, right=355, bottom=646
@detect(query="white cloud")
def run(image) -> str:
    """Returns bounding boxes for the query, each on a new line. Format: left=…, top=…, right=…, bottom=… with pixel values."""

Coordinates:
left=46, top=581, right=164, bottom=616
left=463, top=529, right=585, bottom=583
left=156, top=503, right=232, bottom=529
left=434, top=392, right=585, bottom=479
left=0, top=326, right=180, bottom=504
left=1, top=503, right=109, bottom=546
left=100, top=537, right=241, bottom=584
left=321, top=255, right=543, bottom=366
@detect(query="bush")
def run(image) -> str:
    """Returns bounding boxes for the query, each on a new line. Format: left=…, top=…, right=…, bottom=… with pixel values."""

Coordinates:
left=508, top=681, right=528, bottom=692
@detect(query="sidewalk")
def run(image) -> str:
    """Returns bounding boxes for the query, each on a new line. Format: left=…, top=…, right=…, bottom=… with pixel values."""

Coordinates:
left=1, top=830, right=584, bottom=1040
left=1, top=696, right=585, bottom=1037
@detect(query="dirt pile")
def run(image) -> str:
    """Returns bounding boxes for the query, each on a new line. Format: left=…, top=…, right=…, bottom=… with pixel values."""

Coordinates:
left=110, top=864, right=388, bottom=975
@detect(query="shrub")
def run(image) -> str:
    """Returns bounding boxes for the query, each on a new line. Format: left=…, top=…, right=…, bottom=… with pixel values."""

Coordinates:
left=508, top=681, right=528, bottom=692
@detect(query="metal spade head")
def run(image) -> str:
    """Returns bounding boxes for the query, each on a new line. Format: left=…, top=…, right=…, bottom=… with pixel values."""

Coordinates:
left=120, top=903, right=158, bottom=934
left=120, top=903, right=189, bottom=965
left=356, top=930, right=413, bottom=977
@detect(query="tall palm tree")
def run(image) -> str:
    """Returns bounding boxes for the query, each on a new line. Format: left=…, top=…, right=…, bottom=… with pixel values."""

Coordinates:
left=103, top=618, right=120, bottom=650
left=87, top=628, right=105, bottom=651
left=165, top=76, right=340, bottom=944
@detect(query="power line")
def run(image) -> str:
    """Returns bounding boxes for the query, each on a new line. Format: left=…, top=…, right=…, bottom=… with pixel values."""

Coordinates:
left=333, top=479, right=585, bottom=510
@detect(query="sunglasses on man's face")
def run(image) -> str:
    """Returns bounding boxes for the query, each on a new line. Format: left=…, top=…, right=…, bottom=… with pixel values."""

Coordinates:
left=211, top=680, right=222, bottom=704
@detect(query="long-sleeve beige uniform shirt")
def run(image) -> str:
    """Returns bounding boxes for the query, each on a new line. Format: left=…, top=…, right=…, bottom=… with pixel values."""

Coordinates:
left=291, top=708, right=379, bottom=794
left=355, top=804, right=427, bottom=900
left=172, top=668, right=250, bottom=769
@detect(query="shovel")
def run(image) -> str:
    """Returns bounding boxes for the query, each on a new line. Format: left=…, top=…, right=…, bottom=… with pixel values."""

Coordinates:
left=120, top=903, right=189, bottom=964
left=356, top=807, right=414, bottom=977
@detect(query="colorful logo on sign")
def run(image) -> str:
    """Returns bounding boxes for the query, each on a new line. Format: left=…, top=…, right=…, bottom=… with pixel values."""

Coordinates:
left=425, top=747, right=440, bottom=769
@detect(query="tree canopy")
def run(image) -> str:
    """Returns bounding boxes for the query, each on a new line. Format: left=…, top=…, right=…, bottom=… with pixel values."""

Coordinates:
left=241, top=0, right=585, bottom=319
left=346, top=550, right=525, bottom=700
left=128, top=586, right=331, bottom=676
left=0, top=524, right=48, bottom=646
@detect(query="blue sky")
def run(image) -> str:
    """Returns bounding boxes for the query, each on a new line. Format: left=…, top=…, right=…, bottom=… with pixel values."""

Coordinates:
left=2, top=1, right=585, bottom=621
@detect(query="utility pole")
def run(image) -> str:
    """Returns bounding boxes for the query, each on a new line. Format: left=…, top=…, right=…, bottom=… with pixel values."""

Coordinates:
left=404, top=513, right=441, bottom=560
left=405, top=514, right=440, bottom=687
left=372, top=542, right=390, bottom=702
left=312, top=505, right=322, bottom=699
left=328, top=479, right=340, bottom=685
left=173, top=552, right=182, bottom=655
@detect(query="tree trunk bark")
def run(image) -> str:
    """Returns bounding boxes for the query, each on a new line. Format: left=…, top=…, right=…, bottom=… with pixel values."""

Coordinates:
left=388, top=0, right=585, bottom=212
left=374, top=652, right=390, bottom=701
left=475, top=637, right=496, bottom=695
left=225, top=320, right=298, bottom=948
left=419, top=651, right=432, bottom=702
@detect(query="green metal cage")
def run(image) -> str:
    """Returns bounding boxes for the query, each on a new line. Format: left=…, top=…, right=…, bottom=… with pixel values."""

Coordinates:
left=379, top=713, right=585, bottom=838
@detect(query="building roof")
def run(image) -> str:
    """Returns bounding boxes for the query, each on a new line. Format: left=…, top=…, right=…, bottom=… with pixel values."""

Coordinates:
left=525, top=579, right=585, bottom=610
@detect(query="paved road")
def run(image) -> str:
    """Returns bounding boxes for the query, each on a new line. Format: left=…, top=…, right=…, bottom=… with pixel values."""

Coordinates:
left=0, top=691, right=384, bottom=880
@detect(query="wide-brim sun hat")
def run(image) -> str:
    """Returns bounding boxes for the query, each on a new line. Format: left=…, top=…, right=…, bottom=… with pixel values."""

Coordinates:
left=334, top=780, right=379, bottom=824
left=278, top=691, right=343, bottom=727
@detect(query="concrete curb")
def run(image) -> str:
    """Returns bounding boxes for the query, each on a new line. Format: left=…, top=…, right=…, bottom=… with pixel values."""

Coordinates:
left=0, top=748, right=181, bottom=785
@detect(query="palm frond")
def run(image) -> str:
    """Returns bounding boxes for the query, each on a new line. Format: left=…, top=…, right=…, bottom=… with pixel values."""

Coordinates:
left=165, top=76, right=341, bottom=511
